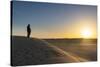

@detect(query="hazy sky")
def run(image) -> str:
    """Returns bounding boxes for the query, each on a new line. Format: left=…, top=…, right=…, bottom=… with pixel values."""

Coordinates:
left=12, top=1, right=97, bottom=38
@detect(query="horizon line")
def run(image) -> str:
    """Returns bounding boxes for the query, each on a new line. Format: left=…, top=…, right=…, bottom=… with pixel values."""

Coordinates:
left=11, top=35, right=97, bottom=39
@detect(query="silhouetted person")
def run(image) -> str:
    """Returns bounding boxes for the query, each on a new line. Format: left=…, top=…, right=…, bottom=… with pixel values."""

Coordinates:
left=27, top=24, right=31, bottom=38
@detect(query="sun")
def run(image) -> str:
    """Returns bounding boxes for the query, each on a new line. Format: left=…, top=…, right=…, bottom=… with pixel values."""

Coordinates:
left=81, top=28, right=92, bottom=38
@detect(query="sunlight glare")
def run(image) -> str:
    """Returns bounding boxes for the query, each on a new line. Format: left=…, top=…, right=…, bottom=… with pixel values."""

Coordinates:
left=81, top=28, right=92, bottom=38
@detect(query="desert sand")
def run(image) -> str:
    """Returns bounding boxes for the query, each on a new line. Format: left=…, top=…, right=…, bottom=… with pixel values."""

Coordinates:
left=11, top=36, right=97, bottom=66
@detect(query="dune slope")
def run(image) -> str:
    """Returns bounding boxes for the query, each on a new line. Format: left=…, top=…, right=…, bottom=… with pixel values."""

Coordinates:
left=11, top=36, right=67, bottom=66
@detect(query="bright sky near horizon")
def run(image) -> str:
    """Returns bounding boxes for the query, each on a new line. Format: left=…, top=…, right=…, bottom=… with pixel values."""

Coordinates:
left=12, top=1, right=97, bottom=38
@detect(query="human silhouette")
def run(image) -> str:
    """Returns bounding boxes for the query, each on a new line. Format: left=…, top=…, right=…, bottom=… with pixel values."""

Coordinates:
left=27, top=24, right=31, bottom=38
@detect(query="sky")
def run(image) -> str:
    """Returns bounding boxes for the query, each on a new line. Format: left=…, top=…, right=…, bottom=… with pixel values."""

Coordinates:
left=12, top=1, right=97, bottom=38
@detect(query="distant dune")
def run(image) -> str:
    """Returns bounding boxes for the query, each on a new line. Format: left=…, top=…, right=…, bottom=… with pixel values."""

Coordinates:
left=11, top=36, right=68, bottom=66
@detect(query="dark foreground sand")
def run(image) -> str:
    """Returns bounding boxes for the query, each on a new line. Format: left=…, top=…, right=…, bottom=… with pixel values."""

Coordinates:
left=11, top=36, right=68, bottom=66
left=11, top=36, right=97, bottom=66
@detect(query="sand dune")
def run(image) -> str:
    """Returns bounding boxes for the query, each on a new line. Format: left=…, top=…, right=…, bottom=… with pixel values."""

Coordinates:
left=11, top=36, right=68, bottom=66
left=11, top=36, right=93, bottom=66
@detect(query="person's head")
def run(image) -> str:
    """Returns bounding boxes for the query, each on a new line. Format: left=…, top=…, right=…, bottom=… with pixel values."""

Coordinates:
left=28, top=24, right=30, bottom=27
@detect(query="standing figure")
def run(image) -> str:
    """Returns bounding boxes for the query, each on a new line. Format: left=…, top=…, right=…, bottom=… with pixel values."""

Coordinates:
left=27, top=24, right=31, bottom=38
